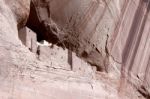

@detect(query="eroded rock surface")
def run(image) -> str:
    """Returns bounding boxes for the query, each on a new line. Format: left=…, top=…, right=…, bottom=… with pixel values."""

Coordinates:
left=0, top=0, right=150, bottom=99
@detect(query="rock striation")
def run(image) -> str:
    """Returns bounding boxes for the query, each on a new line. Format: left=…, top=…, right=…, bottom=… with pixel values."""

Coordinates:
left=0, top=0, right=149, bottom=99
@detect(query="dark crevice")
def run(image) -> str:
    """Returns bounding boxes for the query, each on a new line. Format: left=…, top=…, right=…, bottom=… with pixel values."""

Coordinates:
left=26, top=1, right=45, bottom=42
left=138, top=86, right=150, bottom=99
left=81, top=51, right=88, bottom=58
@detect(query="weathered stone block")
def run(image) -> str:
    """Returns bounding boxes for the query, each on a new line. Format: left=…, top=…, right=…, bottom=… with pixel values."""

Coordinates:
left=19, top=27, right=37, bottom=53
left=37, top=45, right=51, bottom=61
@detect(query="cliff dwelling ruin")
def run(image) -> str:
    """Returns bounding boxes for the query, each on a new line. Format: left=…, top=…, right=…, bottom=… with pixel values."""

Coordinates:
left=0, top=0, right=150, bottom=99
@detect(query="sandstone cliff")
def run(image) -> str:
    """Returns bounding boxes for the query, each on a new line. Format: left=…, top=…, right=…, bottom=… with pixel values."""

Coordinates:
left=0, top=0, right=149, bottom=99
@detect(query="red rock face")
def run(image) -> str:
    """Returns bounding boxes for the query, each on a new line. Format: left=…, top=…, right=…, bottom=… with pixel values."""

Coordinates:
left=0, top=0, right=149, bottom=98
left=27, top=0, right=123, bottom=71
left=109, top=0, right=150, bottom=96
left=4, top=0, right=31, bottom=28
left=27, top=0, right=150, bottom=96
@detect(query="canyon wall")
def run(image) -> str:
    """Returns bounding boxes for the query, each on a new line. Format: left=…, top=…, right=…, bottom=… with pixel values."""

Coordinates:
left=108, top=0, right=150, bottom=96
left=0, top=0, right=149, bottom=98
left=27, top=0, right=150, bottom=96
